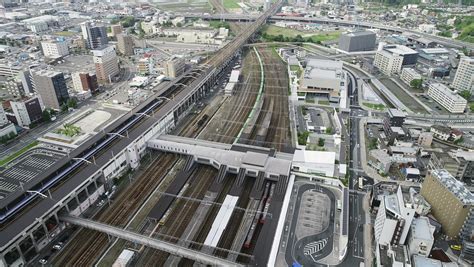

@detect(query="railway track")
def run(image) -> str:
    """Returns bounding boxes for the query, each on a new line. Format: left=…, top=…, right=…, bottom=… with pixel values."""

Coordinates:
left=53, top=154, right=177, bottom=266
left=138, top=165, right=217, bottom=266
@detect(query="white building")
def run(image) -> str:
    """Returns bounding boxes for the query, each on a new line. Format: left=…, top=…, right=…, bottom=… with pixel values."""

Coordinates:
left=408, top=217, right=435, bottom=257
left=401, top=68, right=422, bottom=85
left=374, top=50, right=404, bottom=75
left=0, top=105, right=17, bottom=138
left=10, top=96, right=43, bottom=128
left=452, top=57, right=474, bottom=94
left=292, top=150, right=336, bottom=177
left=418, top=24, right=437, bottom=34
left=92, top=46, right=119, bottom=84
left=374, top=186, right=416, bottom=246
left=374, top=44, right=418, bottom=75
left=41, top=39, right=69, bottom=58
left=299, top=58, right=346, bottom=102
left=427, top=83, right=467, bottom=113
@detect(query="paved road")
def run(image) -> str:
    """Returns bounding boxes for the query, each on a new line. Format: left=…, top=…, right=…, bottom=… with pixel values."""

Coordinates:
left=284, top=183, right=336, bottom=266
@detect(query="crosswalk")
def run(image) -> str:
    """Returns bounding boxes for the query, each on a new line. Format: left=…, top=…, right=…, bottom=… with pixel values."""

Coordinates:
left=303, top=238, right=328, bottom=259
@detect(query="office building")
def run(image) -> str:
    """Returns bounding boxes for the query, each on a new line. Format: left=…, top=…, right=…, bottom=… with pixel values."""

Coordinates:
left=10, top=96, right=43, bottom=127
left=338, top=31, right=376, bottom=52
left=427, top=83, right=467, bottom=113
left=72, top=72, right=98, bottom=93
left=31, top=70, right=69, bottom=110
left=374, top=44, right=418, bottom=75
left=92, top=46, right=119, bottom=84
left=164, top=57, right=185, bottom=78
left=452, top=57, right=474, bottom=94
left=299, top=58, right=346, bottom=102
left=374, top=186, right=416, bottom=246
left=116, top=34, right=134, bottom=56
left=420, top=169, right=474, bottom=238
left=110, top=24, right=123, bottom=37
left=41, top=39, right=69, bottom=58
left=18, top=70, right=34, bottom=95
left=400, top=68, right=422, bottom=85
left=81, top=22, right=108, bottom=49
left=0, top=62, right=21, bottom=78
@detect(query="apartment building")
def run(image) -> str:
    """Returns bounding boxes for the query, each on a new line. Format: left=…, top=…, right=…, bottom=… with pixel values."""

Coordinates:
left=401, top=68, right=422, bottom=85
left=164, top=57, right=185, bottom=78
left=427, top=83, right=467, bottom=113
left=452, top=57, right=474, bottom=93
left=41, top=39, right=69, bottom=58
left=374, top=44, right=418, bottom=75
left=72, top=72, right=98, bottom=93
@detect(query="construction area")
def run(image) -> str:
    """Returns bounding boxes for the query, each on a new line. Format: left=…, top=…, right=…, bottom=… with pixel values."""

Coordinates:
left=51, top=45, right=294, bottom=266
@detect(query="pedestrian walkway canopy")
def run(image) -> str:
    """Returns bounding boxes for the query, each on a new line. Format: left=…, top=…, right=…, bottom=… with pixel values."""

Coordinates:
left=147, top=135, right=293, bottom=181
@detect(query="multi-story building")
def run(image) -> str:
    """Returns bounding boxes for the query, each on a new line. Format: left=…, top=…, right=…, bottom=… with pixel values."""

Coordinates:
left=41, top=39, right=69, bottom=58
left=10, top=96, right=43, bottom=127
left=137, top=57, right=154, bottom=75
left=420, top=169, right=474, bottom=238
left=110, top=24, right=123, bottom=37
left=400, top=68, right=422, bottom=85
left=429, top=150, right=474, bottom=185
left=116, top=34, right=134, bottom=56
left=374, top=186, right=416, bottom=246
left=0, top=105, right=17, bottom=139
left=374, top=44, right=418, bottom=75
left=382, top=109, right=406, bottom=145
left=0, top=62, right=21, bottom=79
left=427, top=83, right=467, bottom=113
left=81, top=22, right=108, bottom=49
left=417, top=132, right=433, bottom=147
left=407, top=217, right=435, bottom=257
left=31, top=70, right=69, bottom=110
left=452, top=57, right=474, bottom=94
left=5, top=77, right=25, bottom=97
left=71, top=72, right=98, bottom=93
left=92, top=46, right=119, bottom=84
left=338, top=31, right=376, bottom=52
left=164, top=57, right=185, bottom=78
left=299, top=58, right=346, bottom=102
left=18, top=70, right=34, bottom=95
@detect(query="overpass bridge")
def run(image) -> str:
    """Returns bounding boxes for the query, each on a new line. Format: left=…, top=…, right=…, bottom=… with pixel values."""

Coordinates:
left=60, top=215, right=244, bottom=266
left=0, top=1, right=284, bottom=266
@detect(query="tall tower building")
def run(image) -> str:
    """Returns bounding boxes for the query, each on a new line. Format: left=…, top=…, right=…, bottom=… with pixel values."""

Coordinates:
left=420, top=169, right=474, bottom=238
left=452, top=57, right=474, bottom=94
left=92, top=46, right=119, bottom=84
left=80, top=22, right=108, bottom=49
left=31, top=70, right=69, bottom=110
left=116, top=34, right=134, bottom=56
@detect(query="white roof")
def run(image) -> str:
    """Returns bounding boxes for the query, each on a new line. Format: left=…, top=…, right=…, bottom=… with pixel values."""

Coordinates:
left=204, top=195, right=238, bottom=247
left=229, top=70, right=240, bottom=83
left=411, top=217, right=434, bottom=241
left=293, top=150, right=335, bottom=165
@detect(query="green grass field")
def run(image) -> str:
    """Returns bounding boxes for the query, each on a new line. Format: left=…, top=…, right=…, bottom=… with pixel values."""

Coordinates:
left=0, top=141, right=38, bottom=167
left=262, top=25, right=340, bottom=43
left=223, top=0, right=240, bottom=9
left=363, top=102, right=385, bottom=111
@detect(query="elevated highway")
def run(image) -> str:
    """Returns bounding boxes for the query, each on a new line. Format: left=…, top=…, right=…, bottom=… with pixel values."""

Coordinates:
left=175, top=13, right=474, bottom=50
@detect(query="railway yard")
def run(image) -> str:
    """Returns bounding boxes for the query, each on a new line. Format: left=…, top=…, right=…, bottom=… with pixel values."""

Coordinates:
left=52, top=45, right=293, bottom=266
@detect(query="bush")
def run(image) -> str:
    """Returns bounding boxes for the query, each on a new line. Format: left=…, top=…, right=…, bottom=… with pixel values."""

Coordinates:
left=298, top=131, right=310, bottom=145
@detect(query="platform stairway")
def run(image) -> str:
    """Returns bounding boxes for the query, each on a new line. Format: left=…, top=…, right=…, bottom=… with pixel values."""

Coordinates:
left=184, top=155, right=195, bottom=172
left=276, top=175, right=288, bottom=195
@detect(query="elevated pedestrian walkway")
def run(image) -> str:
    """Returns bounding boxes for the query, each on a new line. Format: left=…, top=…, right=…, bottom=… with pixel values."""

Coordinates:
left=147, top=135, right=293, bottom=182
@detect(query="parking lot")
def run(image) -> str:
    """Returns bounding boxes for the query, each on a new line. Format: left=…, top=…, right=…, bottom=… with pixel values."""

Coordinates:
left=0, top=148, right=65, bottom=200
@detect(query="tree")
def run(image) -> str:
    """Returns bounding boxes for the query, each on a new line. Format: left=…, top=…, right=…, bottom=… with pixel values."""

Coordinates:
left=318, top=138, right=325, bottom=147
left=326, top=127, right=333, bottom=134
left=42, top=109, right=51, bottom=122
left=67, top=98, right=78, bottom=109
left=176, top=22, right=183, bottom=28
left=410, top=79, right=423, bottom=90
left=459, top=90, right=472, bottom=101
